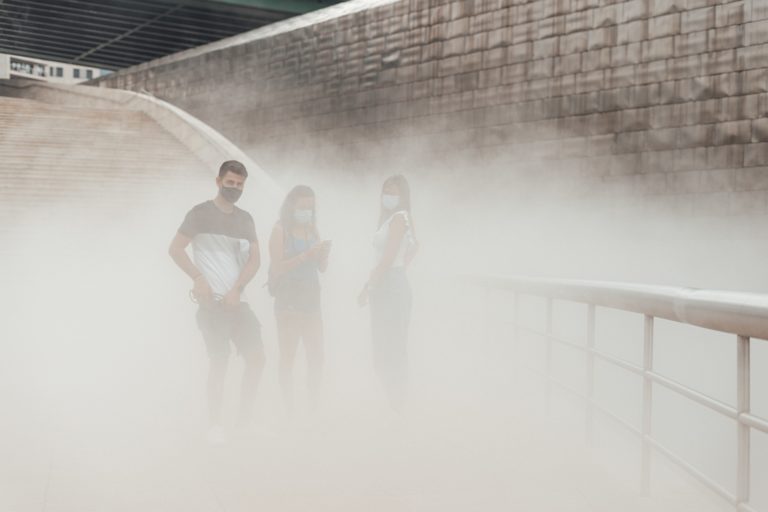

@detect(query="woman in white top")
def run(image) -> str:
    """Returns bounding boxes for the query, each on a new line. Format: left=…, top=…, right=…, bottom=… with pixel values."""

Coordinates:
left=358, top=174, right=418, bottom=412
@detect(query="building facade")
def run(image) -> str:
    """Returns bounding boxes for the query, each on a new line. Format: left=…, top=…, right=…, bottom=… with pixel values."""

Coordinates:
left=0, top=53, right=108, bottom=84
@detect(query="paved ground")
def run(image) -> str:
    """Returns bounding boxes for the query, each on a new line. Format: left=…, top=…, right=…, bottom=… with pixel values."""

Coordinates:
left=0, top=274, right=734, bottom=512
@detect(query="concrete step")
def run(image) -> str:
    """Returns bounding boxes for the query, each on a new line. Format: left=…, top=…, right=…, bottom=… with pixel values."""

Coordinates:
left=0, top=155, right=202, bottom=166
left=0, top=160, right=205, bottom=171
left=0, top=136, right=185, bottom=146
left=1, top=126, right=151, bottom=136
left=0, top=150, right=200, bottom=161
left=2, top=126, right=178, bottom=138
left=0, top=96, right=144, bottom=115
left=0, top=171, right=202, bottom=182
left=0, top=92, right=211, bottom=222
left=0, top=114, right=155, bottom=123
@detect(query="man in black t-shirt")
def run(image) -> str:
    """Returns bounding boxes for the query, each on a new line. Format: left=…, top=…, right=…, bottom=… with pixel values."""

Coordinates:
left=169, top=160, right=263, bottom=443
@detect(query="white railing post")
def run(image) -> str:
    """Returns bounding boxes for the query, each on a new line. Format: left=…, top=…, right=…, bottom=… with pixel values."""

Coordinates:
left=546, top=297, right=553, bottom=413
left=513, top=292, right=520, bottom=366
left=642, top=315, right=654, bottom=495
left=469, top=275, right=768, bottom=509
left=480, top=286, right=493, bottom=345
left=586, top=304, right=596, bottom=446
left=737, top=335, right=751, bottom=508
left=511, top=292, right=522, bottom=398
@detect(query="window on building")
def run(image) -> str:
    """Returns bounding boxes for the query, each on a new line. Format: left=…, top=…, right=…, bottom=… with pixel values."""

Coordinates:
left=86, top=69, right=93, bottom=79
left=73, top=69, right=80, bottom=79
left=56, top=67, right=63, bottom=77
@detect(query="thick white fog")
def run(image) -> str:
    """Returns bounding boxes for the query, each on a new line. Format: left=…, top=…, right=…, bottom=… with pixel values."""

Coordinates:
left=0, top=120, right=766, bottom=512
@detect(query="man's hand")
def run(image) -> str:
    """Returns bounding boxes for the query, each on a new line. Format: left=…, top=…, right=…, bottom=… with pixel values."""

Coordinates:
left=222, top=288, right=241, bottom=307
left=318, top=240, right=332, bottom=259
left=192, top=275, right=213, bottom=303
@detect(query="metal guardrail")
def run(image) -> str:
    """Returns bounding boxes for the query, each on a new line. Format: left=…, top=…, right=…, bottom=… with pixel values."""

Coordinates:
left=472, top=276, right=768, bottom=512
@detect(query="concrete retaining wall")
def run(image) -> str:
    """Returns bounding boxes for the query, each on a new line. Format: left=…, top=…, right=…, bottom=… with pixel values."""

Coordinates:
left=95, top=0, right=768, bottom=217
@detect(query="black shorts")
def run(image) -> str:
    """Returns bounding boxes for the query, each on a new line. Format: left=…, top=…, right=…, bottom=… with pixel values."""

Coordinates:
left=274, top=280, right=321, bottom=314
left=196, top=302, right=262, bottom=359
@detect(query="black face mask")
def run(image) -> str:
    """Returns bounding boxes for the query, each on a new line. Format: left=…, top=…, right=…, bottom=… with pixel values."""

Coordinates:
left=220, top=186, right=242, bottom=203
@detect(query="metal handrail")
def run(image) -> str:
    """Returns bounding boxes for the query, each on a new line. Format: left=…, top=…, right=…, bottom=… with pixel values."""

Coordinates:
left=472, top=275, right=768, bottom=512
left=472, top=276, right=768, bottom=340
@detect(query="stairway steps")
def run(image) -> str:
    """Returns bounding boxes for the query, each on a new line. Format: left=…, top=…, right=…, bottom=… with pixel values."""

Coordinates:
left=0, top=95, right=210, bottom=219
left=0, top=138, right=187, bottom=147
left=1, top=125, right=184, bottom=136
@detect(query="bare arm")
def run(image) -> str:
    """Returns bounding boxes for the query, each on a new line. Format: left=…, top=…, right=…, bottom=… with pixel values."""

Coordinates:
left=317, top=248, right=330, bottom=273
left=316, top=228, right=330, bottom=273
left=169, top=231, right=211, bottom=301
left=268, top=223, right=314, bottom=278
left=369, top=213, right=407, bottom=286
left=358, top=215, right=406, bottom=307
left=168, top=232, right=201, bottom=279
left=404, top=240, right=419, bottom=267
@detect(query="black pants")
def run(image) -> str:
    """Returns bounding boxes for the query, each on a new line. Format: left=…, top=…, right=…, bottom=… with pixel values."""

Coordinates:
left=196, top=302, right=264, bottom=425
left=370, top=268, right=411, bottom=410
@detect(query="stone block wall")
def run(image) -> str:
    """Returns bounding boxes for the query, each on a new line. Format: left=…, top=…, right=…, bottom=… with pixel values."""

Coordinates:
left=96, top=0, right=768, bottom=217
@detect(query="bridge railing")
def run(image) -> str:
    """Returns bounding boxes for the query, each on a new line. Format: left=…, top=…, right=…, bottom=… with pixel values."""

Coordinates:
left=471, top=276, right=768, bottom=512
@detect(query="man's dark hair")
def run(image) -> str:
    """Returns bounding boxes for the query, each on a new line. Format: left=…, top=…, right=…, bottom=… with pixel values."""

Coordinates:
left=218, top=160, right=248, bottom=178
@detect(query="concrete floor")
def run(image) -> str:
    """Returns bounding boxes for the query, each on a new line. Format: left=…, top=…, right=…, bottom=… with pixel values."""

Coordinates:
left=0, top=278, right=734, bottom=512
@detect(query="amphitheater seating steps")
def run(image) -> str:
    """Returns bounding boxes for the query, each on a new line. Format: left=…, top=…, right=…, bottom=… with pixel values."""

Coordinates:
left=0, top=95, right=213, bottom=241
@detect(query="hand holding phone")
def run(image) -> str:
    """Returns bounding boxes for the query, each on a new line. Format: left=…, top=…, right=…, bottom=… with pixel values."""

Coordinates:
left=320, top=239, right=332, bottom=257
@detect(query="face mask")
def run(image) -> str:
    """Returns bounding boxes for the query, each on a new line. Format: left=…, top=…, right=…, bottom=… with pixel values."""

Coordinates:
left=294, top=209, right=313, bottom=225
left=382, top=194, right=400, bottom=210
left=220, top=186, right=242, bottom=203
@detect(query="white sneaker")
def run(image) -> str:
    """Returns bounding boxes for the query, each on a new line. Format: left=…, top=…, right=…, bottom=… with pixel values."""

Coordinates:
left=207, top=425, right=226, bottom=445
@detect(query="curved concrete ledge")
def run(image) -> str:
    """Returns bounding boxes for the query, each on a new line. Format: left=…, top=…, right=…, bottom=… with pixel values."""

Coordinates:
left=0, top=78, right=282, bottom=211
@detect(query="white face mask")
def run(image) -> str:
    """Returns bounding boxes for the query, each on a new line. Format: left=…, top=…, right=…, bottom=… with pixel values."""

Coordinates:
left=382, top=194, right=400, bottom=210
left=293, top=209, right=313, bottom=225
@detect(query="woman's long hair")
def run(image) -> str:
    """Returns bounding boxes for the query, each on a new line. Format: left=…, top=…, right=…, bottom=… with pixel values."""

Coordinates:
left=279, top=185, right=316, bottom=233
left=378, top=174, right=415, bottom=238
